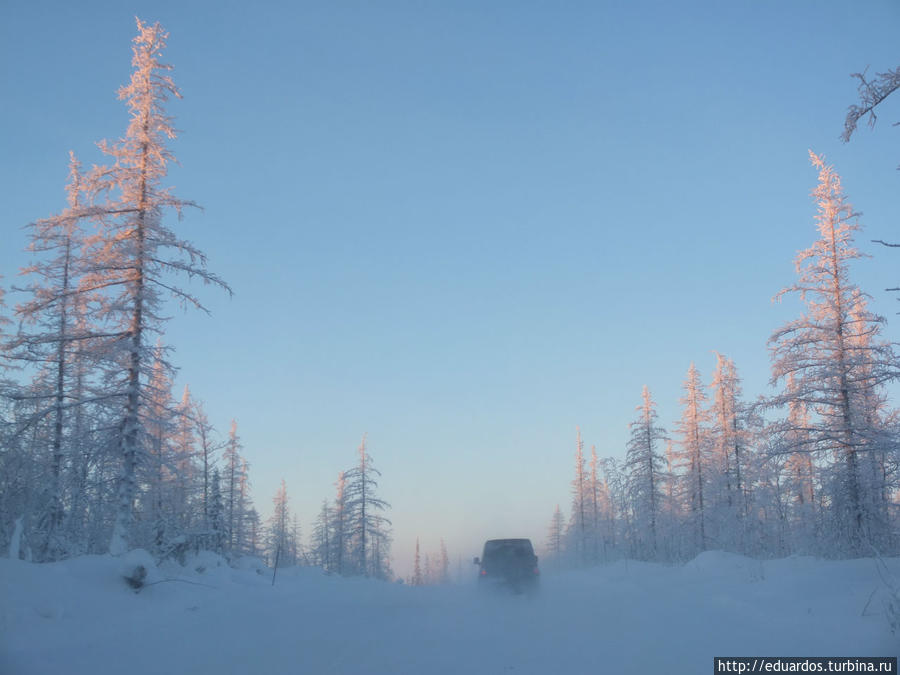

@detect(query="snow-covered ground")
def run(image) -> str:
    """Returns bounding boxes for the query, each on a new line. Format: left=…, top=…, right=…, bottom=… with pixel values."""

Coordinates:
left=2, top=551, right=897, bottom=674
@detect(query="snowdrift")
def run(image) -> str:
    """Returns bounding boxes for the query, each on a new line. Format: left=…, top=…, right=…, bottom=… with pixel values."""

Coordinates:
left=1, top=551, right=897, bottom=674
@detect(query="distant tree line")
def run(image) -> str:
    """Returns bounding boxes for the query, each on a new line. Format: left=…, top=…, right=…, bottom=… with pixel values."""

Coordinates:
left=306, top=435, right=393, bottom=581
left=405, top=537, right=450, bottom=586
left=547, top=154, right=900, bottom=566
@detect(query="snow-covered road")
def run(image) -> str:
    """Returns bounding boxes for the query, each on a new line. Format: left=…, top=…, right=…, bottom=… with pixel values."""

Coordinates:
left=2, top=551, right=897, bottom=674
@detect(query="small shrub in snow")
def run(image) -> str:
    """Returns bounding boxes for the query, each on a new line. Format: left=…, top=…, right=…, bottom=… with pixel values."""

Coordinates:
left=123, top=566, right=146, bottom=589
left=119, top=549, right=159, bottom=590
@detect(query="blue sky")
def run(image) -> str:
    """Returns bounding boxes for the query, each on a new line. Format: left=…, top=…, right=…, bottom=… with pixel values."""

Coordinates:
left=2, top=1, right=899, bottom=575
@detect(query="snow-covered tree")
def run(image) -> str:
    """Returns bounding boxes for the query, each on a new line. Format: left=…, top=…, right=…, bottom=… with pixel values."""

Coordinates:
left=768, top=152, right=900, bottom=554
left=568, top=427, right=588, bottom=563
left=411, top=537, right=423, bottom=586
left=208, top=467, right=225, bottom=553
left=3, top=154, right=95, bottom=560
left=331, top=471, right=348, bottom=575
left=780, top=373, right=820, bottom=553
left=625, top=386, right=667, bottom=560
left=438, top=539, right=450, bottom=584
left=0, top=21, right=249, bottom=563
left=267, top=479, right=291, bottom=564
left=587, top=445, right=602, bottom=563
left=675, top=363, right=710, bottom=553
left=343, top=435, right=391, bottom=578
left=245, top=507, right=261, bottom=557
left=286, top=514, right=303, bottom=566
left=545, top=504, right=564, bottom=567
left=369, top=518, right=393, bottom=581
left=599, top=456, right=626, bottom=558
left=310, top=499, right=333, bottom=571
left=142, top=342, right=176, bottom=552
left=659, top=439, right=682, bottom=560
left=708, top=353, right=752, bottom=550
left=78, top=19, right=230, bottom=555
left=191, top=397, right=218, bottom=529
left=171, top=385, right=198, bottom=533
left=222, top=419, right=245, bottom=553
left=235, top=458, right=253, bottom=555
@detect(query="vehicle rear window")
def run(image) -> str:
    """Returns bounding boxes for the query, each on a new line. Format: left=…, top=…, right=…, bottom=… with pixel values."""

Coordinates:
left=483, top=539, right=534, bottom=556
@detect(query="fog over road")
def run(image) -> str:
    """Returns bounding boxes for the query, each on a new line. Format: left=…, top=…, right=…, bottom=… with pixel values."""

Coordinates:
left=2, top=551, right=897, bottom=674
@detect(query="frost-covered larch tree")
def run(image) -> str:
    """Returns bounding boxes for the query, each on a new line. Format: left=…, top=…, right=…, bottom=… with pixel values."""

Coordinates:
left=709, top=353, right=750, bottom=549
left=660, top=440, right=681, bottom=560
left=235, top=458, right=253, bottom=554
left=545, top=504, right=564, bottom=567
left=143, top=342, right=175, bottom=551
left=191, top=397, right=217, bottom=529
left=81, top=20, right=230, bottom=556
left=369, top=516, right=393, bottom=580
left=331, top=471, right=348, bottom=575
left=780, top=372, right=819, bottom=552
left=846, top=296, right=898, bottom=539
left=411, top=537, right=423, bottom=586
left=344, top=435, right=391, bottom=578
left=5, top=154, right=95, bottom=560
left=438, top=538, right=450, bottom=584
left=222, top=419, right=244, bottom=552
left=245, top=508, right=261, bottom=557
left=768, top=152, right=900, bottom=554
left=171, top=385, right=198, bottom=532
left=568, top=427, right=588, bottom=563
left=587, top=445, right=602, bottom=562
left=208, top=467, right=226, bottom=553
left=310, top=499, right=333, bottom=571
left=625, top=386, right=667, bottom=560
left=267, top=479, right=290, bottom=564
left=285, top=514, right=303, bottom=566
left=600, top=457, right=627, bottom=558
left=675, top=363, right=710, bottom=553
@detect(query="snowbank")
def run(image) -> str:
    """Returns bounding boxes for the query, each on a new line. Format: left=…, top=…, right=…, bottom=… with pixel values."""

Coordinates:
left=1, top=552, right=897, bottom=674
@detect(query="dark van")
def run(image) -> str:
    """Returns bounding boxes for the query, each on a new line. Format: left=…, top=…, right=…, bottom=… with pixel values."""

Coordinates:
left=474, top=538, right=539, bottom=593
